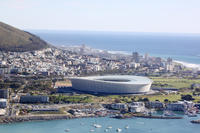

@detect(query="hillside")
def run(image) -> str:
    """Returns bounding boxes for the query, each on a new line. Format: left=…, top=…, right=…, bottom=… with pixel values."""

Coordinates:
left=0, top=21, right=49, bottom=52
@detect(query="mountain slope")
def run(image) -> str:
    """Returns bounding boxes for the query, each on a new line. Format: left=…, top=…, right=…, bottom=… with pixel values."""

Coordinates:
left=0, top=21, right=49, bottom=52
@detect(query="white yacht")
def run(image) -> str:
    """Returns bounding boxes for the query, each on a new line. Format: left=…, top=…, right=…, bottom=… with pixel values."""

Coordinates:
left=90, top=129, right=95, bottom=132
left=116, top=128, right=122, bottom=132
left=125, top=125, right=129, bottom=129
left=107, top=126, right=112, bottom=129
left=93, top=124, right=102, bottom=128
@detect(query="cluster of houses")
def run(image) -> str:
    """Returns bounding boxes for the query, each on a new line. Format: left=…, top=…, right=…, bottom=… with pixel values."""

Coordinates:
left=108, top=101, right=200, bottom=114
left=0, top=46, right=198, bottom=78
left=0, top=89, right=9, bottom=116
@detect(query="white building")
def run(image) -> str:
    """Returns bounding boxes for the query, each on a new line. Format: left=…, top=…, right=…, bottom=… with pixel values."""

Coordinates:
left=129, top=102, right=145, bottom=113
left=0, top=109, right=6, bottom=116
left=70, top=75, right=152, bottom=94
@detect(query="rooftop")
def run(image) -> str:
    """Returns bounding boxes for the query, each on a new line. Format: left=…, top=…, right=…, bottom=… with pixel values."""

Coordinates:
left=72, top=75, right=152, bottom=85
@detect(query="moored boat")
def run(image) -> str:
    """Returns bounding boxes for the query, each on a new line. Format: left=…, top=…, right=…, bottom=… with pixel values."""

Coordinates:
left=64, top=129, right=70, bottom=132
left=116, top=128, right=122, bottom=132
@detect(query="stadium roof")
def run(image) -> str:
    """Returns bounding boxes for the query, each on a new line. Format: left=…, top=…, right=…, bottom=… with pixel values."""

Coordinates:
left=71, top=75, right=152, bottom=85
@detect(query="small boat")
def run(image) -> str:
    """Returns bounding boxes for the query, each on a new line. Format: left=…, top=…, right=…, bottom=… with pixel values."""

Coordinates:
left=125, top=125, right=129, bottom=129
left=104, top=129, right=108, bottom=132
left=107, top=126, right=112, bottom=129
left=93, top=124, right=102, bottom=128
left=116, top=128, right=122, bottom=132
left=90, top=129, right=95, bottom=132
left=64, top=129, right=70, bottom=132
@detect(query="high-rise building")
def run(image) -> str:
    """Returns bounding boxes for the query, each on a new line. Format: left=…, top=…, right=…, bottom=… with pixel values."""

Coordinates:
left=132, top=52, right=139, bottom=63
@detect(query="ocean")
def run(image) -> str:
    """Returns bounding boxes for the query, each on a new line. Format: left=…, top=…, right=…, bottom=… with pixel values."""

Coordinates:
left=0, top=116, right=200, bottom=133
left=31, top=30, right=200, bottom=67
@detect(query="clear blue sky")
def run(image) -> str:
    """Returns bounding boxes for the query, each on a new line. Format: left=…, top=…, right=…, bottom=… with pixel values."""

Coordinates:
left=0, top=0, right=200, bottom=33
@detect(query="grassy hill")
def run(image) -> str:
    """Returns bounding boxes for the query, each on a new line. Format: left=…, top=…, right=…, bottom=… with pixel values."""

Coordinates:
left=0, top=21, right=49, bottom=52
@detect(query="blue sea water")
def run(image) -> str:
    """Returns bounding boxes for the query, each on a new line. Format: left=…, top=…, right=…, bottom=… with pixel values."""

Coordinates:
left=31, top=30, right=200, bottom=64
left=0, top=116, right=200, bottom=133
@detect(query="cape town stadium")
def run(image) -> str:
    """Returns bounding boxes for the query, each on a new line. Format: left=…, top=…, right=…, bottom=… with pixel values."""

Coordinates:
left=69, top=75, right=152, bottom=94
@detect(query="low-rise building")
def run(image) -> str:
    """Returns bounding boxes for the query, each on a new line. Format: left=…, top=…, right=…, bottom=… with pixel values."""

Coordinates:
left=166, top=102, right=187, bottom=111
left=184, top=101, right=195, bottom=109
left=111, top=103, right=128, bottom=110
left=129, top=102, right=145, bottom=113
left=19, top=95, right=49, bottom=103
left=146, top=101, right=165, bottom=110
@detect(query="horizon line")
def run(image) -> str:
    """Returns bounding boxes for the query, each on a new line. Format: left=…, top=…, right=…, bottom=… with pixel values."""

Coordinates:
left=25, top=29, right=200, bottom=36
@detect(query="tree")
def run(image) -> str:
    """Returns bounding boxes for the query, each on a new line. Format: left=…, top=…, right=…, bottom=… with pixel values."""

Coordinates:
left=164, top=99, right=169, bottom=103
left=131, top=97, right=136, bottom=102
left=181, top=94, right=194, bottom=101
left=143, top=98, right=149, bottom=102
left=114, top=98, right=121, bottom=103
left=195, top=88, right=200, bottom=92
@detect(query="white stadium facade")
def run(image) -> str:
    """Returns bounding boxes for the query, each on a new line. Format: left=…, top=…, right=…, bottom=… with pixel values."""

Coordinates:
left=69, top=75, right=153, bottom=94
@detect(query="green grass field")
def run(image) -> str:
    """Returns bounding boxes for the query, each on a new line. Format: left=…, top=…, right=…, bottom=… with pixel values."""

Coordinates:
left=150, top=77, right=200, bottom=89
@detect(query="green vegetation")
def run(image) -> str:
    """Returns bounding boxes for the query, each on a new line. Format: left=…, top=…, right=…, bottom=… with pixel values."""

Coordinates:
left=30, top=110, right=65, bottom=115
left=23, top=80, right=54, bottom=94
left=150, top=77, right=200, bottom=89
left=50, top=95, right=93, bottom=103
left=49, top=91, right=200, bottom=104
left=0, top=21, right=49, bottom=52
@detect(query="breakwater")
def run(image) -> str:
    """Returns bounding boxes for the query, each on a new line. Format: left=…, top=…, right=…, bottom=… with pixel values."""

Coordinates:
left=0, top=114, right=96, bottom=124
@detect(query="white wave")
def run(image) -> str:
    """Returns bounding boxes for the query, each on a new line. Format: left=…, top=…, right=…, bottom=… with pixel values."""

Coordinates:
left=174, top=60, right=200, bottom=70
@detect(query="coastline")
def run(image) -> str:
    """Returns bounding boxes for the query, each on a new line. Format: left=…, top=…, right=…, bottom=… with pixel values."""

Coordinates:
left=0, top=112, right=190, bottom=124
left=174, top=60, right=200, bottom=70
left=108, top=49, right=200, bottom=70
left=60, top=45, right=200, bottom=70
